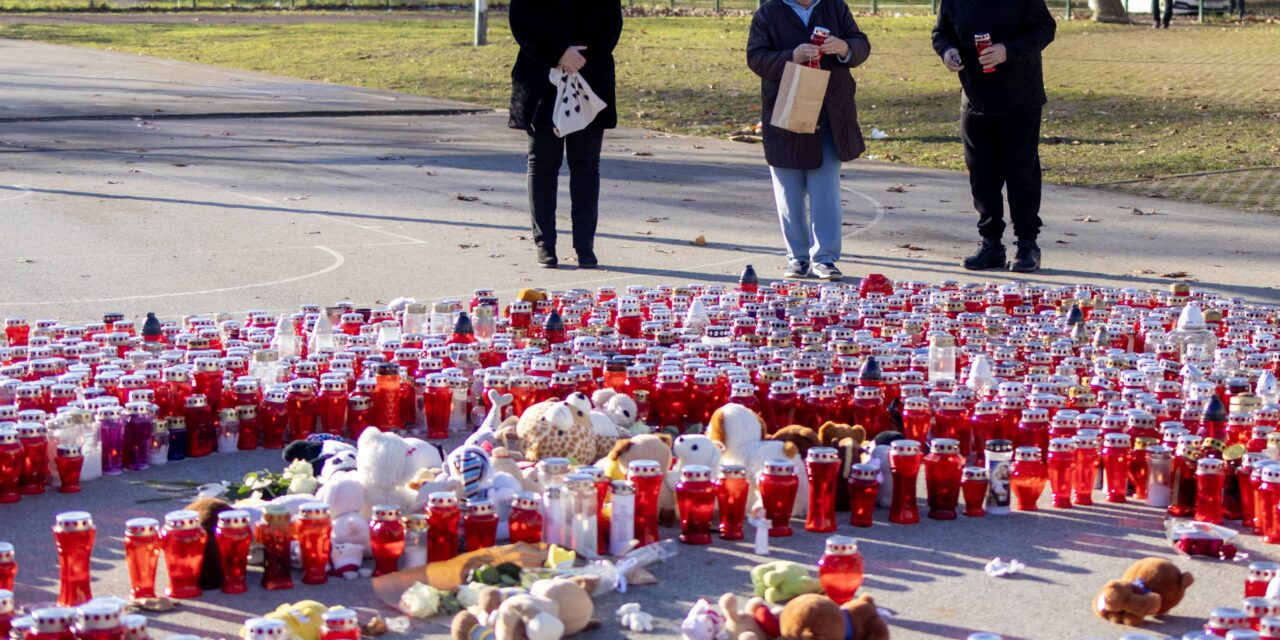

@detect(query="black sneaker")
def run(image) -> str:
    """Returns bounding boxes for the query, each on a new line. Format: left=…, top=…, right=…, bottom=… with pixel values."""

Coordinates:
left=1009, top=239, right=1041, bottom=273
left=537, top=246, right=558, bottom=269
left=577, top=250, right=599, bottom=270
left=810, top=263, right=843, bottom=281
left=783, top=263, right=810, bottom=279
left=962, top=239, right=1007, bottom=270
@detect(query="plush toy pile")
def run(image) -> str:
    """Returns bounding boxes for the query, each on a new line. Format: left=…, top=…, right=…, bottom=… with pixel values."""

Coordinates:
left=2, top=272, right=1280, bottom=638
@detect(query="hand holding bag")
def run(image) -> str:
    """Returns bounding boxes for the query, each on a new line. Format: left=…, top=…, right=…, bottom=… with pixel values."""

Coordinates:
left=548, top=68, right=609, bottom=138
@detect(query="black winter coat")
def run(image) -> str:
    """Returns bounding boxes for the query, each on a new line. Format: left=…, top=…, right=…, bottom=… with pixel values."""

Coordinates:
left=931, top=0, right=1056, bottom=115
left=508, top=0, right=623, bottom=132
left=747, top=0, right=871, bottom=170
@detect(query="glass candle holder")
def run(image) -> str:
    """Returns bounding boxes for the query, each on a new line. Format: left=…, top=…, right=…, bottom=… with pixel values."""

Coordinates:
left=0, top=543, right=14, bottom=594
left=401, top=513, right=428, bottom=569
left=716, top=466, right=749, bottom=540
left=369, top=506, right=405, bottom=577
left=0, top=427, right=21, bottom=502
left=256, top=505, right=294, bottom=591
left=183, top=395, right=215, bottom=458
left=464, top=498, right=499, bottom=553
left=847, top=463, right=878, bottom=527
left=217, top=408, right=240, bottom=454
left=0, top=589, right=13, bottom=639
left=509, top=493, right=544, bottom=545
left=1246, top=561, right=1278, bottom=599
left=236, top=405, right=259, bottom=451
left=1101, top=433, right=1132, bottom=504
left=29, top=608, right=75, bottom=640
left=296, top=502, right=332, bottom=585
left=1046, top=437, right=1077, bottom=509
left=817, top=536, right=864, bottom=605
left=123, top=518, right=161, bottom=599
left=76, top=600, right=122, bottom=640
left=805, top=447, right=840, bottom=532
left=1010, top=447, right=1047, bottom=512
left=147, top=421, right=170, bottom=467
left=758, top=459, right=800, bottom=537
left=984, top=439, right=1013, bottom=515
left=18, top=422, right=49, bottom=495
left=888, top=440, right=923, bottom=525
left=961, top=466, right=988, bottom=517
left=627, top=460, right=664, bottom=547
left=608, top=481, right=635, bottom=556
left=1072, top=432, right=1099, bottom=507
left=1196, top=457, right=1227, bottom=525
left=124, top=403, right=154, bottom=471
left=215, top=510, right=252, bottom=594
left=577, top=465, right=611, bottom=553
left=121, top=614, right=147, bottom=640
left=53, top=511, right=96, bottom=607
left=244, top=618, right=288, bottom=640
left=425, top=492, right=460, bottom=563
left=161, top=510, right=206, bottom=599
left=675, top=465, right=716, bottom=545
left=924, top=438, right=963, bottom=520
left=54, top=444, right=84, bottom=494
left=564, top=475, right=598, bottom=558
left=320, top=607, right=360, bottom=640
left=260, top=389, right=288, bottom=450
left=900, top=397, right=931, bottom=445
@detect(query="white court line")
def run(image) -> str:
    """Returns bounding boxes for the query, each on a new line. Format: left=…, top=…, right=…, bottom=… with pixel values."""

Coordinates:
left=0, top=245, right=345, bottom=306
left=0, top=184, right=33, bottom=203
left=5, top=239, right=421, bottom=262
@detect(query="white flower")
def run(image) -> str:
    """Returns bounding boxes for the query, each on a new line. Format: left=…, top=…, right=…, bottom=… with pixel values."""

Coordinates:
left=398, top=582, right=443, bottom=618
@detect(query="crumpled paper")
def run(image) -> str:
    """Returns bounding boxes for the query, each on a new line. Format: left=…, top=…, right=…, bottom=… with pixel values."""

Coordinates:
left=398, top=582, right=444, bottom=618
left=616, top=603, right=654, bottom=632
left=984, top=558, right=1024, bottom=578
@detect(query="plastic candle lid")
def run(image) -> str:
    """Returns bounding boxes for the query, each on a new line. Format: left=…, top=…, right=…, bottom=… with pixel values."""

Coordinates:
left=217, top=510, right=251, bottom=528
left=628, top=460, right=662, bottom=477
left=0, top=542, right=13, bottom=561
left=807, top=447, right=839, bottom=463
left=372, top=505, right=402, bottom=521
left=79, top=602, right=122, bottom=630
left=763, top=459, right=796, bottom=475
left=824, top=535, right=859, bottom=555
left=164, top=510, right=201, bottom=530
left=680, top=465, right=712, bottom=482
left=244, top=618, right=288, bottom=637
left=55, top=511, right=94, bottom=531
left=427, top=492, right=458, bottom=508
left=890, top=440, right=922, bottom=456
left=125, top=518, right=160, bottom=536
left=930, top=439, right=960, bottom=455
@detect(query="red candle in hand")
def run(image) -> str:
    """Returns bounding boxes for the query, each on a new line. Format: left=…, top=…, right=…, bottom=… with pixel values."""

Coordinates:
left=848, top=463, right=879, bottom=527
left=818, top=536, right=864, bottom=605
left=1196, top=458, right=1226, bottom=525
left=1046, top=438, right=1077, bottom=509
left=805, top=447, right=840, bottom=533
left=296, top=502, right=332, bottom=585
left=370, top=505, right=406, bottom=577
left=123, top=518, right=161, bottom=599
left=509, top=493, right=544, bottom=544
left=54, top=444, right=84, bottom=494
left=463, top=499, right=498, bottom=552
left=924, top=438, right=963, bottom=520
left=53, top=511, right=96, bottom=607
left=1011, top=447, right=1047, bottom=512
left=1101, top=433, right=1132, bottom=504
left=161, top=510, right=206, bottom=599
left=961, top=466, right=988, bottom=517
left=628, top=460, right=664, bottom=547
left=426, top=492, right=460, bottom=563
left=758, top=459, right=799, bottom=537
left=215, top=510, right=252, bottom=594
left=676, top=465, right=716, bottom=545
left=888, top=440, right=923, bottom=525
left=716, top=466, right=749, bottom=540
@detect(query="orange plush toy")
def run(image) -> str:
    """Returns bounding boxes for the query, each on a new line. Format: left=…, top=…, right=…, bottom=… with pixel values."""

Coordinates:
left=1094, top=557, right=1194, bottom=626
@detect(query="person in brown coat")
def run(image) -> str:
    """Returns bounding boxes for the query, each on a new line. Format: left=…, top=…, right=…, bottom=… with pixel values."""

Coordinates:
left=747, top=0, right=870, bottom=282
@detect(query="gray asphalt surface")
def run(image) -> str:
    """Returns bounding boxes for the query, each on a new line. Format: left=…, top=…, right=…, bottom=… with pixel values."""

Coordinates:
left=0, top=39, right=1277, bottom=640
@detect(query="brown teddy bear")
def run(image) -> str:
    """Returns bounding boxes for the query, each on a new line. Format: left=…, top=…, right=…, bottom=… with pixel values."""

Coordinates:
left=1094, top=557, right=1194, bottom=626
left=597, top=433, right=676, bottom=526
left=777, top=593, right=890, bottom=640
left=767, top=426, right=821, bottom=462
left=817, top=422, right=868, bottom=512
left=183, top=497, right=234, bottom=591
left=450, top=576, right=599, bottom=640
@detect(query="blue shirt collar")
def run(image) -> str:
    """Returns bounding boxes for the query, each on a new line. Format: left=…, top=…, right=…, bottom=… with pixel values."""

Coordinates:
left=782, top=0, right=822, bottom=25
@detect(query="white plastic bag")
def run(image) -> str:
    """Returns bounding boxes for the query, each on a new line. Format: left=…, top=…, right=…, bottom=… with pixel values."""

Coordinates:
left=548, top=68, right=608, bottom=138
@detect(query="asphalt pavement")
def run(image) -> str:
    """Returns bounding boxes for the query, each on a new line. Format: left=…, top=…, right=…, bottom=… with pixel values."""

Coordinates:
left=0, top=38, right=1277, bottom=640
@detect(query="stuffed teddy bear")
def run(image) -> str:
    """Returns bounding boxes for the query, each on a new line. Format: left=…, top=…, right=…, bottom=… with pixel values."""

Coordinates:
left=451, top=576, right=599, bottom=640
left=315, top=475, right=369, bottom=551
left=597, top=433, right=676, bottom=522
left=565, top=392, right=628, bottom=440
left=445, top=444, right=523, bottom=540
left=404, top=436, right=446, bottom=471
left=327, top=542, right=364, bottom=579
left=1095, top=557, right=1194, bottom=626
left=767, top=426, right=820, bottom=462
left=590, top=388, right=639, bottom=433
left=750, top=561, right=823, bottom=604
left=708, top=404, right=808, bottom=518
left=680, top=598, right=727, bottom=640
left=529, top=575, right=601, bottom=636
left=719, top=593, right=776, bottom=640
left=818, top=422, right=867, bottom=512
left=262, top=600, right=329, bottom=640
left=667, top=434, right=723, bottom=521
left=407, top=467, right=464, bottom=513
left=777, top=593, right=890, bottom=640
left=184, top=497, right=234, bottom=591
left=492, top=446, right=540, bottom=492
left=353, top=428, right=419, bottom=512
left=516, top=400, right=599, bottom=465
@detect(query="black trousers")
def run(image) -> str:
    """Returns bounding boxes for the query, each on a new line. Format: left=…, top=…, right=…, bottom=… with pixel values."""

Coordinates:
left=1153, top=0, right=1173, bottom=26
left=961, top=107, right=1043, bottom=242
left=527, top=126, right=604, bottom=255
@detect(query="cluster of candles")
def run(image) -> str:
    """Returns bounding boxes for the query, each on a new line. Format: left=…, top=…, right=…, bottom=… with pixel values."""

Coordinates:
left=1187, top=564, right=1280, bottom=639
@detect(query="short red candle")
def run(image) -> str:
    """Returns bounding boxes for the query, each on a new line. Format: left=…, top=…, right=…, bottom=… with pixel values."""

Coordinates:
left=161, top=510, right=206, bottom=599
left=123, top=518, right=161, bottom=599
left=805, top=447, right=840, bottom=532
left=53, top=511, right=96, bottom=607
left=320, top=608, right=361, bottom=640
left=1245, top=561, right=1278, bottom=599
left=256, top=505, right=294, bottom=590
left=1072, top=432, right=1099, bottom=506
left=848, top=463, right=879, bottom=527
left=1046, top=438, right=1077, bottom=509
left=758, top=459, right=800, bottom=537
left=716, top=466, right=749, bottom=540
left=54, top=444, right=83, bottom=494
left=675, top=465, right=716, bottom=545
left=370, top=505, right=406, bottom=577
left=900, top=397, right=931, bottom=444
left=463, top=499, right=499, bottom=552
left=817, top=536, right=864, bottom=605
left=509, top=493, right=544, bottom=544
left=0, top=428, right=22, bottom=503
left=424, top=375, right=453, bottom=440
left=961, top=466, right=988, bottom=517
left=0, top=542, right=15, bottom=593
left=215, top=510, right=253, bottom=594
left=1196, top=458, right=1226, bottom=525
left=1011, top=447, right=1047, bottom=511
left=1102, top=433, right=1132, bottom=504
left=296, top=503, right=332, bottom=585
left=924, top=438, right=963, bottom=520
left=18, top=422, right=49, bottom=495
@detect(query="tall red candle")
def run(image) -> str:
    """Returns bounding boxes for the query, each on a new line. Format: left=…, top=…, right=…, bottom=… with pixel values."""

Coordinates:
left=675, top=465, right=716, bottom=545
left=161, top=510, right=206, bottom=599
left=628, top=460, right=664, bottom=547
left=260, top=388, right=289, bottom=450
left=0, top=543, right=15, bottom=592
left=923, top=438, right=963, bottom=520
left=123, top=518, right=161, bottom=599
left=424, top=375, right=452, bottom=440
left=463, top=499, right=499, bottom=552
left=18, top=422, right=48, bottom=495
left=215, top=510, right=252, bottom=594
left=817, top=536, right=864, bottom=605
left=425, top=492, right=460, bottom=563
left=0, top=428, right=21, bottom=503
left=370, top=505, right=406, bottom=577
left=54, top=444, right=83, bottom=494
left=1101, top=433, right=1132, bottom=504
left=1011, top=447, right=1047, bottom=512
left=805, top=447, right=840, bottom=532
left=758, top=459, right=800, bottom=537
left=296, top=502, right=332, bottom=585
left=53, top=511, right=96, bottom=607
left=848, top=463, right=879, bottom=527
left=716, top=466, right=749, bottom=540
left=888, top=440, right=923, bottom=525
left=1196, top=458, right=1226, bottom=525
left=0, top=588, right=12, bottom=639
left=1072, top=431, right=1100, bottom=506
left=1046, top=437, right=1077, bottom=509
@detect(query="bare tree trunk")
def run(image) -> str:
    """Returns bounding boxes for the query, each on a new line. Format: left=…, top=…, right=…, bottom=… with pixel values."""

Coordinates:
left=1089, top=0, right=1133, bottom=22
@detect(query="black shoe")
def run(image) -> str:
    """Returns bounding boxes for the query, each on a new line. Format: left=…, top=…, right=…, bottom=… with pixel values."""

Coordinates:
left=537, top=246, right=558, bottom=269
left=962, top=239, right=1007, bottom=271
left=783, top=263, right=810, bottom=279
left=1009, top=239, right=1041, bottom=273
left=577, top=249, right=599, bottom=270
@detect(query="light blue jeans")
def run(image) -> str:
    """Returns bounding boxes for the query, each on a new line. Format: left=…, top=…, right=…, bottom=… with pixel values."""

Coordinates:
left=768, top=130, right=843, bottom=268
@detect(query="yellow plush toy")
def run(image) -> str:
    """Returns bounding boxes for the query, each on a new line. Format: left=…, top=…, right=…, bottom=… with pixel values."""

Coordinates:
left=259, top=601, right=329, bottom=640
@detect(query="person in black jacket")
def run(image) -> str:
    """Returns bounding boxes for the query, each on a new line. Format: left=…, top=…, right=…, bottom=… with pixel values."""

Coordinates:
left=747, top=0, right=870, bottom=282
left=509, top=0, right=623, bottom=269
left=933, top=0, right=1055, bottom=273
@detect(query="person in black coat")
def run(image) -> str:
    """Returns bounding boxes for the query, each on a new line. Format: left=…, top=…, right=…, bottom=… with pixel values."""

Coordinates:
left=747, top=0, right=870, bottom=282
left=509, top=0, right=622, bottom=269
left=933, top=0, right=1055, bottom=273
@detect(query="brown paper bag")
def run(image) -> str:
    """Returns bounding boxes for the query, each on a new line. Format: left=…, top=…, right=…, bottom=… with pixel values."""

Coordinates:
left=770, top=61, right=831, bottom=135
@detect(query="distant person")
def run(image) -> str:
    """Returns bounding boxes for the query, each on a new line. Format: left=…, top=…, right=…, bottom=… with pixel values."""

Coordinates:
left=1229, top=0, right=1245, bottom=21
left=1153, top=0, right=1173, bottom=28
left=747, top=0, right=871, bottom=282
left=508, top=0, right=623, bottom=269
left=933, top=0, right=1056, bottom=273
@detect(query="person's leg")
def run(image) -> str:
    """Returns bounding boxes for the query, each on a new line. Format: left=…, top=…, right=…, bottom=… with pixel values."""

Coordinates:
left=807, top=130, right=844, bottom=277
left=527, top=129, right=565, bottom=266
left=961, top=110, right=1008, bottom=269
left=565, top=126, right=605, bottom=267
left=1163, top=0, right=1173, bottom=27
left=1153, top=0, right=1161, bottom=25
left=1002, top=108, right=1044, bottom=272
left=768, top=164, right=812, bottom=276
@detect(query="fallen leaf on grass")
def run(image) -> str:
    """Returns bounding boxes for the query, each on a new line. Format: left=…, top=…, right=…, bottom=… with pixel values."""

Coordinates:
left=692, top=235, right=707, bottom=246
left=1072, top=216, right=1101, bottom=223
left=1130, top=208, right=1161, bottom=216
left=885, top=183, right=914, bottom=193
left=1161, top=271, right=1193, bottom=279
left=376, top=155, right=404, bottom=161
left=455, top=194, right=479, bottom=202
left=458, top=243, right=480, bottom=249
left=896, top=243, right=927, bottom=251
left=632, top=151, right=654, bottom=157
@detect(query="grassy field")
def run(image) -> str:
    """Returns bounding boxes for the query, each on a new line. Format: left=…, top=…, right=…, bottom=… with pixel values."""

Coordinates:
left=1, top=14, right=1278, bottom=210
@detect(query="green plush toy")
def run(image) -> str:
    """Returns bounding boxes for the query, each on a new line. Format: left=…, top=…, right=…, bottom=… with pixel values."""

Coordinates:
left=750, top=561, right=823, bottom=604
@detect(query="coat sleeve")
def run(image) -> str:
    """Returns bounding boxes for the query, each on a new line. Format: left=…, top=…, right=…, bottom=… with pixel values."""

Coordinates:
left=834, top=0, right=871, bottom=68
left=1003, top=0, right=1056, bottom=61
left=746, top=10, right=793, bottom=82
left=509, top=0, right=570, bottom=69
left=931, top=0, right=961, bottom=58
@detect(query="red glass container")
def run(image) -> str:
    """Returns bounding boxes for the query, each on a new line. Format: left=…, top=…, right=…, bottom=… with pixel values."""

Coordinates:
left=961, top=466, right=988, bottom=517
left=464, top=499, right=498, bottom=552
left=847, top=463, right=878, bottom=527
left=29, top=608, right=75, bottom=640
left=1046, top=437, right=1077, bottom=509
left=1246, top=562, right=1278, bottom=599
left=901, top=397, right=931, bottom=444
left=924, top=438, right=963, bottom=520
left=296, top=502, right=332, bottom=585
left=503, top=492, right=540, bottom=544
left=805, top=447, right=840, bottom=532
left=1101, top=433, right=1132, bottom=503
left=1128, top=438, right=1153, bottom=502
left=888, top=440, right=923, bottom=525
left=763, top=380, right=798, bottom=435
left=320, top=608, right=361, bottom=640
left=628, top=460, right=664, bottom=547
left=237, top=405, right=260, bottom=451
left=426, top=492, right=460, bottom=563
left=0, top=542, right=15, bottom=591
left=369, top=505, right=406, bottom=577
left=318, top=379, right=349, bottom=437
left=214, top=510, right=252, bottom=594
left=256, top=505, right=294, bottom=590
left=1010, top=447, right=1047, bottom=512
left=1015, top=408, right=1050, bottom=454
left=1259, top=466, right=1280, bottom=543
left=286, top=379, right=318, bottom=442
left=1072, top=432, right=1099, bottom=506
left=54, top=444, right=83, bottom=494
left=53, top=511, right=95, bottom=606
left=0, top=589, right=13, bottom=639
left=260, top=388, right=288, bottom=449
left=161, top=510, right=206, bottom=599
left=0, top=428, right=21, bottom=503
left=851, top=386, right=889, bottom=438
left=758, top=459, right=800, bottom=537
left=76, top=601, right=124, bottom=640
left=424, top=375, right=452, bottom=440
left=716, top=465, right=749, bottom=540
left=18, top=422, right=48, bottom=495
left=123, top=518, right=161, bottom=599
left=676, top=465, right=716, bottom=545
left=817, top=536, right=864, bottom=605
left=651, top=371, right=688, bottom=431
left=1204, top=607, right=1249, bottom=637
left=1196, top=457, right=1227, bottom=525
left=373, top=363, right=402, bottom=432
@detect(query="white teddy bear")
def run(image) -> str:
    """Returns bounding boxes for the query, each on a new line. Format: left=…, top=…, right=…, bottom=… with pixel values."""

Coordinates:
left=316, top=475, right=370, bottom=553
left=667, top=434, right=723, bottom=518
left=353, top=428, right=421, bottom=513
left=590, top=389, right=640, bottom=433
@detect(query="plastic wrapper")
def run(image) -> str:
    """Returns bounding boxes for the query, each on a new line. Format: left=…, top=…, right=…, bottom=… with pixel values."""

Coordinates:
left=1165, top=518, right=1240, bottom=560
